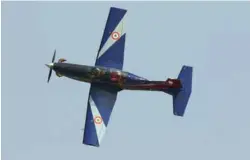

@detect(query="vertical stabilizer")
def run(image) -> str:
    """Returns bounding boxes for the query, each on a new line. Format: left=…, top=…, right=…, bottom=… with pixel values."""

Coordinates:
left=172, top=65, right=193, bottom=116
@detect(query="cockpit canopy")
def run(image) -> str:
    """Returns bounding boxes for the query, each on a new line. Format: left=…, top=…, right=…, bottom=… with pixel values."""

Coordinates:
left=58, top=58, right=66, bottom=63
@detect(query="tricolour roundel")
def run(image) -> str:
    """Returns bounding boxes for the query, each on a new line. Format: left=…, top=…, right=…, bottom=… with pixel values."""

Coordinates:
left=94, top=116, right=103, bottom=124
left=111, top=32, right=120, bottom=40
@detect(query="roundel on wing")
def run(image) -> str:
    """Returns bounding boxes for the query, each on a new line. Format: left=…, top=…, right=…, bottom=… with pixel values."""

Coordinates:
left=94, top=116, right=103, bottom=124
left=111, top=32, right=120, bottom=40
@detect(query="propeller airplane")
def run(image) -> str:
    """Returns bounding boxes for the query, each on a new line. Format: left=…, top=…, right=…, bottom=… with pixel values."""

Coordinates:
left=46, top=7, right=193, bottom=147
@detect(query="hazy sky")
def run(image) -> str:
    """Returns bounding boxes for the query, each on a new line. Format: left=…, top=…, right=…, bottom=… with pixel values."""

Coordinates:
left=2, top=1, right=250, bottom=160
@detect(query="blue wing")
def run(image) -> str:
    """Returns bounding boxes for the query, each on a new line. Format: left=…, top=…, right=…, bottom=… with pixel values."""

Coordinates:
left=82, top=84, right=118, bottom=147
left=95, top=7, right=127, bottom=70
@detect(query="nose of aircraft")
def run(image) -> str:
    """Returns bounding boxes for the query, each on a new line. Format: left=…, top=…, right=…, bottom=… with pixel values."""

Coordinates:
left=45, top=63, right=54, bottom=69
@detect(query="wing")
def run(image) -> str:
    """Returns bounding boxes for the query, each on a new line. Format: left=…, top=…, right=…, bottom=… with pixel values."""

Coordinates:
left=95, top=7, right=127, bottom=70
left=82, top=84, right=118, bottom=147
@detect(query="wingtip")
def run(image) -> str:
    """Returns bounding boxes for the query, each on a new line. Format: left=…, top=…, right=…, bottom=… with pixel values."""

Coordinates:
left=82, top=141, right=100, bottom=147
left=110, top=7, right=127, bottom=12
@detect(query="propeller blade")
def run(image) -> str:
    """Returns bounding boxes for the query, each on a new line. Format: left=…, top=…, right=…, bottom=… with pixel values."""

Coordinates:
left=52, top=50, right=56, bottom=62
left=47, top=49, right=56, bottom=83
left=47, top=68, right=52, bottom=83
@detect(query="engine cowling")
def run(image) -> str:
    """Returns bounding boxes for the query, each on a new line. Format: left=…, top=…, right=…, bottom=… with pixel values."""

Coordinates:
left=56, top=72, right=63, bottom=77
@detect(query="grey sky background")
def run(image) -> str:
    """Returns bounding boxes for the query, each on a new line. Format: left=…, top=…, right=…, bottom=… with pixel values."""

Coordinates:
left=2, top=1, right=250, bottom=160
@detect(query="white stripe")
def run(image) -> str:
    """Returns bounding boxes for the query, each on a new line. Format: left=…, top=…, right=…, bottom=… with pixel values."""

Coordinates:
left=98, top=13, right=126, bottom=58
left=89, top=96, right=106, bottom=144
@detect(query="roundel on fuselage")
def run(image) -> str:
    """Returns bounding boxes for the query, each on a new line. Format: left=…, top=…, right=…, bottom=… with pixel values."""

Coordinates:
left=110, top=71, right=122, bottom=81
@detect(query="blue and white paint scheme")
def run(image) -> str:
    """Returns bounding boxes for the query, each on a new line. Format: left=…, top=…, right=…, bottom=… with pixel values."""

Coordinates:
left=83, top=7, right=127, bottom=147
left=45, top=7, right=193, bottom=147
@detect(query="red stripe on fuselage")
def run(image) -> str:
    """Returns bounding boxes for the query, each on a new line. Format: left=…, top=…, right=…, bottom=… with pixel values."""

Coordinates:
left=123, top=83, right=171, bottom=90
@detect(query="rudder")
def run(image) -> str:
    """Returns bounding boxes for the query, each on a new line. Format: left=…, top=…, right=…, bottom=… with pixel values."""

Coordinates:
left=172, top=65, right=193, bottom=116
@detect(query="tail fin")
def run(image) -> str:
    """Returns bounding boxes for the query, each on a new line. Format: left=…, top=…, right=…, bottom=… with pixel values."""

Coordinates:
left=172, top=65, right=193, bottom=116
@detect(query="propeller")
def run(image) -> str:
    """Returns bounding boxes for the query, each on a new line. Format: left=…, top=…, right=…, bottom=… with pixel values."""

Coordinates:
left=46, top=49, right=56, bottom=83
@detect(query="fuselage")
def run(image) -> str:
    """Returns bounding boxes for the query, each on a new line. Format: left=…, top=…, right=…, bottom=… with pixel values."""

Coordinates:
left=49, top=62, right=181, bottom=92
